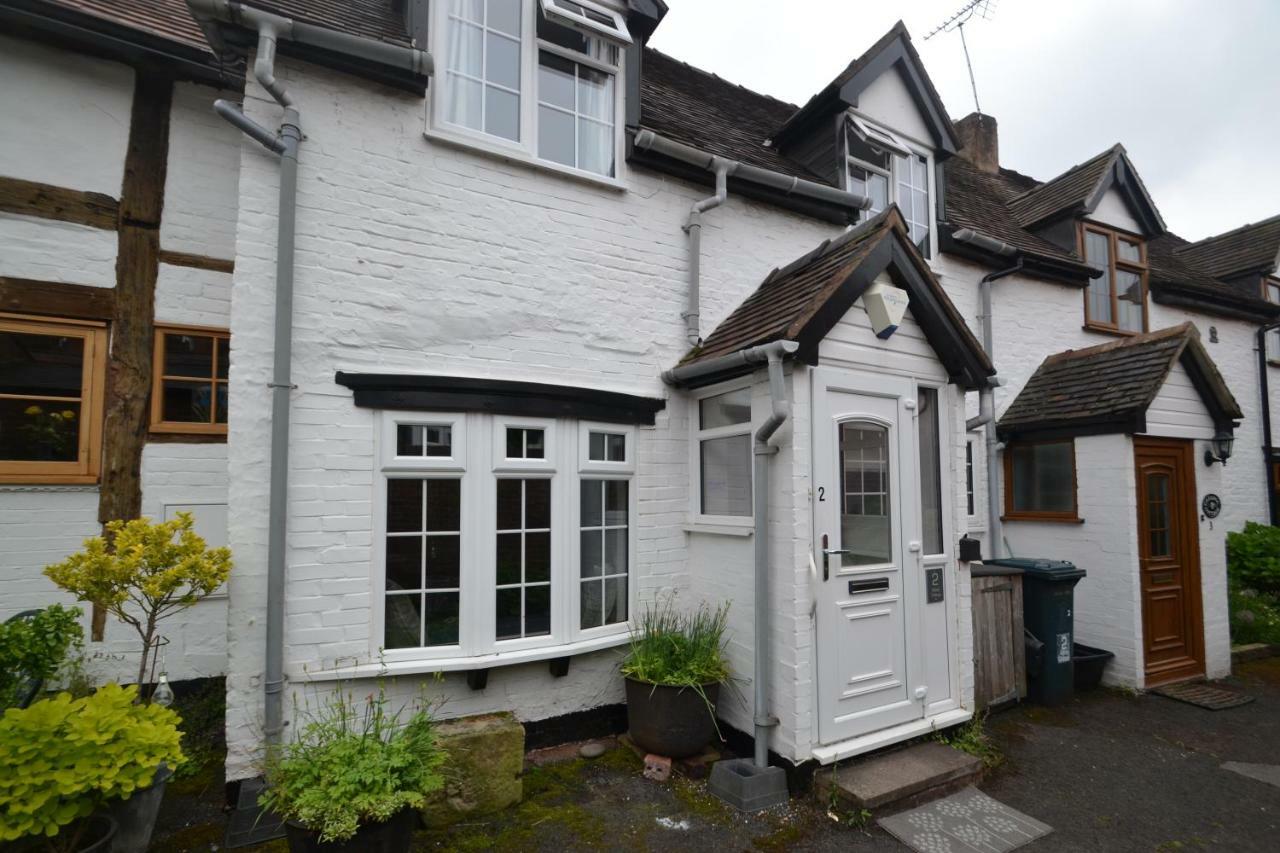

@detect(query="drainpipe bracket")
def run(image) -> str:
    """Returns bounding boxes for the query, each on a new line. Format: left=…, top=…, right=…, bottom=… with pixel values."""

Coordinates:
left=753, top=714, right=780, bottom=728
left=754, top=444, right=780, bottom=457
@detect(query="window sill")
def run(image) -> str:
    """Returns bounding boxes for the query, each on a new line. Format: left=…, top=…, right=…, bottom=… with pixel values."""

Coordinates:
left=148, top=431, right=228, bottom=444
left=423, top=126, right=628, bottom=193
left=1001, top=514, right=1085, bottom=524
left=683, top=522, right=754, bottom=537
left=1082, top=324, right=1142, bottom=338
left=1268, top=360, right=1280, bottom=368
left=0, top=474, right=99, bottom=486
left=294, top=629, right=633, bottom=681
left=0, top=482, right=99, bottom=492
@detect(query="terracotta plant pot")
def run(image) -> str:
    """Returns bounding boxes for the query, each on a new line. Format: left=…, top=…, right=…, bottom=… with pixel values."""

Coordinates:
left=104, top=763, right=172, bottom=853
left=625, top=677, right=720, bottom=759
left=283, top=807, right=417, bottom=853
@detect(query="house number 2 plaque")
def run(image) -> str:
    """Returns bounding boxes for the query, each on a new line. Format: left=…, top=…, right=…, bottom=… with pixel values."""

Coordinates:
left=925, top=567, right=944, bottom=603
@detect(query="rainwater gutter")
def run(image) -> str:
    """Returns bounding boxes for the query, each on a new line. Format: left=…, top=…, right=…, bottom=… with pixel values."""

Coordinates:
left=634, top=130, right=868, bottom=347
left=952, top=228, right=1021, bottom=560
left=663, top=339, right=798, bottom=771
left=186, top=0, right=432, bottom=747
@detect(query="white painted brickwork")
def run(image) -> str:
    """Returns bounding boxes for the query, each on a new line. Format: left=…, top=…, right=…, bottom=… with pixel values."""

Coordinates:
left=154, top=263, right=233, bottom=327
left=221, top=58, right=847, bottom=779
left=162, top=81, right=244, bottom=262
left=0, top=215, right=119, bottom=288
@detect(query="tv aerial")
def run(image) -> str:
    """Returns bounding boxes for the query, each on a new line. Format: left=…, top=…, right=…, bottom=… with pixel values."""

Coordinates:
left=924, top=0, right=998, bottom=120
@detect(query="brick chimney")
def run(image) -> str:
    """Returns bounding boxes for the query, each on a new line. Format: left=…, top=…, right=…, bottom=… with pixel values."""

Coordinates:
left=955, top=112, right=999, bottom=174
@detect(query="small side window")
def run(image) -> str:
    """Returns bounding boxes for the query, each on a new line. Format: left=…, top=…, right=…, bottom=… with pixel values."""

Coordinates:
left=696, top=386, right=752, bottom=518
left=1004, top=440, right=1078, bottom=521
left=151, top=326, right=230, bottom=435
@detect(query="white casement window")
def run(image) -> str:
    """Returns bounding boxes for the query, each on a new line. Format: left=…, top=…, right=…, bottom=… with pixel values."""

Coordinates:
left=693, top=384, right=753, bottom=521
left=375, top=411, right=634, bottom=663
left=431, top=0, right=628, bottom=183
left=1265, top=278, right=1280, bottom=362
left=846, top=114, right=935, bottom=257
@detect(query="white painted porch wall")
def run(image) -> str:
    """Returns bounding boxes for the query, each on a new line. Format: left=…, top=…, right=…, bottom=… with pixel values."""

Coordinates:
left=221, top=57, right=845, bottom=779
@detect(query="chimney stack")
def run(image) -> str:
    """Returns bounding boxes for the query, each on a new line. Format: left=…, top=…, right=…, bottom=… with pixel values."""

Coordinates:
left=955, top=113, right=999, bottom=174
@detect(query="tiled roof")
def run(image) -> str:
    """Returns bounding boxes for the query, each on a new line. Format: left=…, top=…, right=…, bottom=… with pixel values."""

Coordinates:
left=24, top=0, right=212, bottom=54
left=943, top=157, right=1091, bottom=269
left=638, top=48, right=825, bottom=182
left=681, top=206, right=993, bottom=387
left=1006, top=145, right=1120, bottom=228
left=998, top=323, right=1242, bottom=437
left=1176, top=215, right=1280, bottom=279
left=1148, top=233, right=1278, bottom=316
left=235, top=0, right=410, bottom=47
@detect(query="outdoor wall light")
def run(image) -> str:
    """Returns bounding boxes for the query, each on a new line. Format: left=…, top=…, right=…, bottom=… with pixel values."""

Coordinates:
left=1204, top=431, right=1235, bottom=466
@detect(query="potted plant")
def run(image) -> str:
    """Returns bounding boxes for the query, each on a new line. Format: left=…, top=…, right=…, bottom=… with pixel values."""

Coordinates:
left=259, top=686, right=446, bottom=852
left=43, top=513, right=231, bottom=851
left=0, top=604, right=83, bottom=710
left=621, top=601, right=731, bottom=759
left=0, top=684, right=184, bottom=853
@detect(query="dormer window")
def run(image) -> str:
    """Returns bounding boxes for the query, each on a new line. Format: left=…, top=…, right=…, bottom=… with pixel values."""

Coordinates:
left=1081, top=223, right=1147, bottom=334
left=431, top=0, right=625, bottom=183
left=846, top=116, right=933, bottom=256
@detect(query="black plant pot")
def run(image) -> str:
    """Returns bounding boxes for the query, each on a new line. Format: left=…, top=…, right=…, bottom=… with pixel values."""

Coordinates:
left=104, top=763, right=172, bottom=853
left=64, top=814, right=117, bottom=853
left=283, top=807, right=417, bottom=853
left=625, top=677, right=720, bottom=759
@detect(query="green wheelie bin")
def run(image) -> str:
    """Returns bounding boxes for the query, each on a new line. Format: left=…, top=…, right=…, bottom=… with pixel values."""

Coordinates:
left=984, top=558, right=1086, bottom=706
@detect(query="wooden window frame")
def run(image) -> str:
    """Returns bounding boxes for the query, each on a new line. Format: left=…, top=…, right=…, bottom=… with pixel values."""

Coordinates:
left=0, top=312, right=107, bottom=485
left=150, top=324, right=229, bottom=436
left=1002, top=438, right=1081, bottom=523
left=1262, top=277, right=1280, bottom=366
left=1080, top=222, right=1149, bottom=336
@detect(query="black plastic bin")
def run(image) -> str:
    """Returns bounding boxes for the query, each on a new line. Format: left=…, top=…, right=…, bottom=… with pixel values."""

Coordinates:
left=1072, top=643, right=1114, bottom=690
left=985, top=558, right=1086, bottom=706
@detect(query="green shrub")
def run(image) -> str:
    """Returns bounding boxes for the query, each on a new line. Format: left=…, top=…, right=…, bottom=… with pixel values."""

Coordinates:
left=621, top=600, right=730, bottom=687
left=0, top=604, right=83, bottom=710
left=260, top=687, right=446, bottom=843
left=1226, top=522, right=1280, bottom=597
left=1228, top=585, right=1280, bottom=646
left=0, top=683, right=184, bottom=851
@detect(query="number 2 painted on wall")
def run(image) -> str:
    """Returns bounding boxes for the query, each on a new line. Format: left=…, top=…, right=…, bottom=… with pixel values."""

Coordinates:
left=817, top=487, right=825, bottom=502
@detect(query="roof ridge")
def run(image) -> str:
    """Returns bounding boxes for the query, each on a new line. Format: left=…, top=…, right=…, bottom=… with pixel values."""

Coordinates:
left=1041, top=322, right=1193, bottom=365
left=642, top=47, right=800, bottom=112
left=1175, top=212, right=1280, bottom=253
left=1006, top=145, right=1119, bottom=204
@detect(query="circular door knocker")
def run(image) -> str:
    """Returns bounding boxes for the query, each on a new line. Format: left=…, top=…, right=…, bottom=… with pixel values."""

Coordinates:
left=1202, top=494, right=1221, bottom=519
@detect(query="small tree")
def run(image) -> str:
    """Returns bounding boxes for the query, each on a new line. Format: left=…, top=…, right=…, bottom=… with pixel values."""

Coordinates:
left=44, top=513, right=232, bottom=690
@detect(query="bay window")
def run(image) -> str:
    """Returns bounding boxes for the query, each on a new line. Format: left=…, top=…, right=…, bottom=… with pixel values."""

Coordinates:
left=0, top=313, right=106, bottom=484
left=846, top=115, right=933, bottom=256
left=432, top=0, right=627, bottom=181
left=376, top=412, right=634, bottom=661
left=1081, top=223, right=1147, bottom=334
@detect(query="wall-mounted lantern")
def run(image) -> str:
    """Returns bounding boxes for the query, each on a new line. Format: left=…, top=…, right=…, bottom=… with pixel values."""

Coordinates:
left=1204, top=430, right=1234, bottom=467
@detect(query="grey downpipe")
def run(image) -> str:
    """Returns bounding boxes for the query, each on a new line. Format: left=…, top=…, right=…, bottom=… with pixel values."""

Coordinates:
left=683, top=159, right=734, bottom=346
left=1259, top=322, right=1280, bottom=524
left=633, top=130, right=869, bottom=214
left=953, top=228, right=1020, bottom=560
left=752, top=345, right=792, bottom=768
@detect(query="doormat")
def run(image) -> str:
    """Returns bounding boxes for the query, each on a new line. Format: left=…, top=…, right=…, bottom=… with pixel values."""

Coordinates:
left=1151, top=681, right=1255, bottom=710
left=1221, top=762, right=1280, bottom=789
left=878, top=787, right=1051, bottom=853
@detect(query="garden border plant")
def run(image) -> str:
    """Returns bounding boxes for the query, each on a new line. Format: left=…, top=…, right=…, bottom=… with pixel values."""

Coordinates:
left=0, top=603, right=83, bottom=709
left=259, top=682, right=447, bottom=850
left=1226, top=522, right=1280, bottom=646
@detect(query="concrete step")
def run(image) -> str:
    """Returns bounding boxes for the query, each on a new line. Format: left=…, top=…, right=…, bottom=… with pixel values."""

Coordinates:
left=816, top=741, right=983, bottom=815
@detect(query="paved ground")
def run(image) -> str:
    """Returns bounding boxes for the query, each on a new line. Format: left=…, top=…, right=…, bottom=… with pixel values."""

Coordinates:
left=152, top=657, right=1280, bottom=851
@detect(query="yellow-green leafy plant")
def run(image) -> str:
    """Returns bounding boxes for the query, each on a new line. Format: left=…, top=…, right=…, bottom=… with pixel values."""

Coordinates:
left=0, top=683, right=184, bottom=852
left=44, top=513, right=232, bottom=689
left=0, top=604, right=83, bottom=710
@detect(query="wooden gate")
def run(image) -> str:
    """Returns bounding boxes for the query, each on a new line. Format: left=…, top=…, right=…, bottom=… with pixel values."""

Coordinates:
left=972, top=571, right=1026, bottom=709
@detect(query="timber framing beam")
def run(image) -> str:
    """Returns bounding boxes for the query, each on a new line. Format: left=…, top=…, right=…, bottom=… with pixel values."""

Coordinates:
left=0, top=175, right=119, bottom=229
left=94, top=71, right=173, bottom=640
left=0, top=276, right=115, bottom=321
left=158, top=249, right=235, bottom=274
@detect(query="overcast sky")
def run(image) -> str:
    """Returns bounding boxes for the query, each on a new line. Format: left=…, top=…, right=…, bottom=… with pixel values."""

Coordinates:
left=647, top=0, right=1279, bottom=242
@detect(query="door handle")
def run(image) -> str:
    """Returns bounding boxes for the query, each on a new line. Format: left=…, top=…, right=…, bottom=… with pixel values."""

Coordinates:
left=820, top=533, right=851, bottom=581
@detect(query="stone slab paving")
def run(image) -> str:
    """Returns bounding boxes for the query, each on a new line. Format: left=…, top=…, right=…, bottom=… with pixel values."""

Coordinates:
left=879, top=787, right=1051, bottom=853
left=1222, top=761, right=1280, bottom=789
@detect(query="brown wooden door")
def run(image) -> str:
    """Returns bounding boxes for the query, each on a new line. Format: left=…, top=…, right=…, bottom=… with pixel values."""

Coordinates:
left=1134, top=437, right=1205, bottom=686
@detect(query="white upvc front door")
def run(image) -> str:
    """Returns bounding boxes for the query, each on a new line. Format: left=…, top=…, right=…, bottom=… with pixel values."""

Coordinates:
left=813, top=368, right=927, bottom=745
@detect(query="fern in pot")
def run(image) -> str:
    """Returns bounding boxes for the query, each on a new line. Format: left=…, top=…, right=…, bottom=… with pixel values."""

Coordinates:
left=260, top=686, right=446, bottom=853
left=621, top=601, right=730, bottom=759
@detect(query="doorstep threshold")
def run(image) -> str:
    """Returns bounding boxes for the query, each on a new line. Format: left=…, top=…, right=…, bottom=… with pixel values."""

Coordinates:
left=811, top=707, right=972, bottom=765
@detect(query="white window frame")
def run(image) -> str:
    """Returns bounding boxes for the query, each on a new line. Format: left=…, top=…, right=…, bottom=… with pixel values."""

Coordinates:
left=914, top=381, right=953, bottom=561
left=1265, top=277, right=1280, bottom=363
left=575, top=421, right=636, bottom=637
left=689, top=379, right=755, bottom=528
left=844, top=112, right=937, bottom=258
left=426, top=0, right=629, bottom=190
left=539, top=0, right=632, bottom=45
left=370, top=410, right=633, bottom=671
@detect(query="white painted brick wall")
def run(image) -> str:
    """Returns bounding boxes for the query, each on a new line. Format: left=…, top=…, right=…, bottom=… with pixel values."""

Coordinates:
left=0, top=214, right=118, bottom=287
left=154, top=263, right=233, bottom=327
left=162, top=81, right=244, bottom=261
